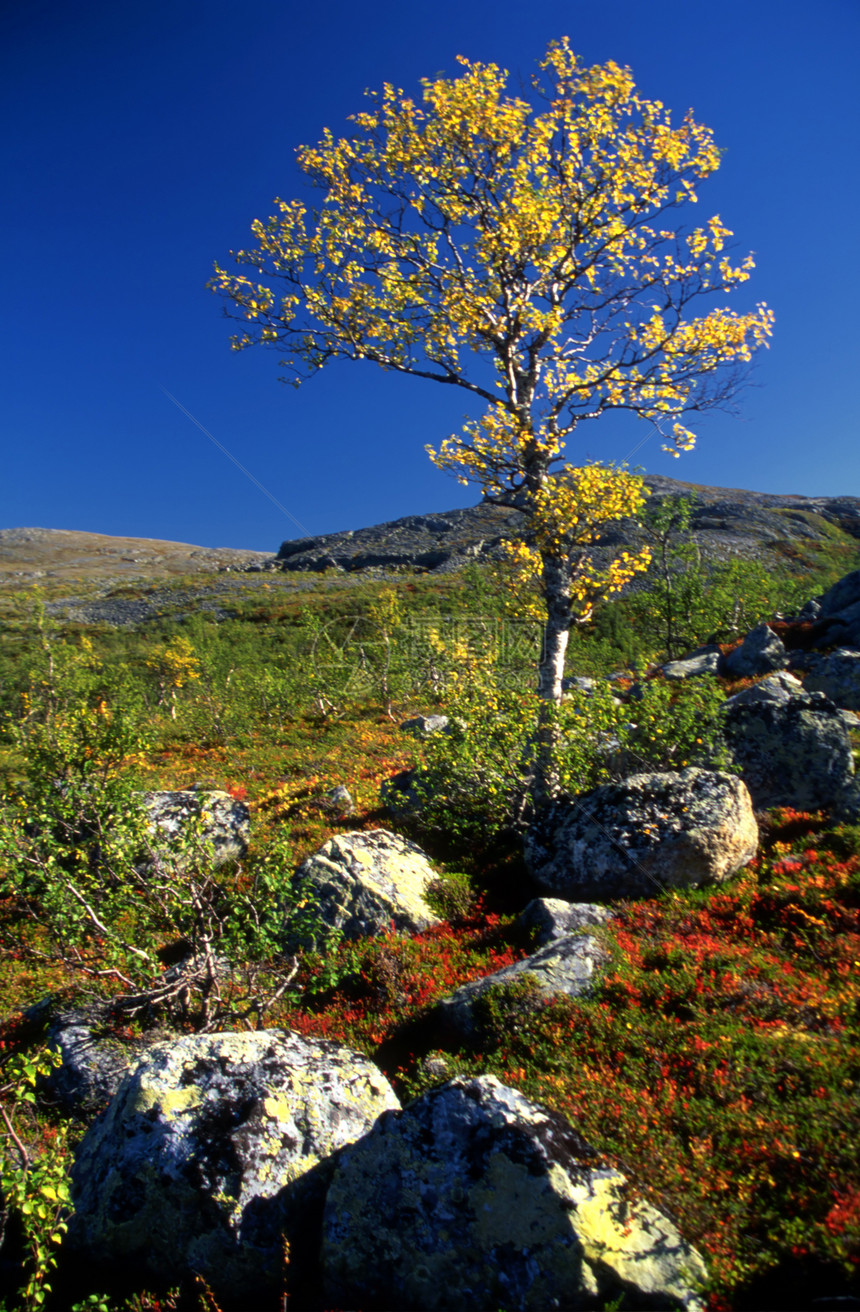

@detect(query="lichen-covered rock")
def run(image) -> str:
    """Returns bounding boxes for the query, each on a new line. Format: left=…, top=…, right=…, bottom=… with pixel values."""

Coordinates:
left=284, top=828, right=440, bottom=948
left=723, top=623, right=788, bottom=678
left=524, top=768, right=757, bottom=901
left=436, top=934, right=606, bottom=1037
left=721, top=689, right=854, bottom=810
left=139, top=789, right=249, bottom=868
left=803, top=648, right=860, bottom=710
left=517, top=897, right=613, bottom=948
left=322, top=1075, right=707, bottom=1311
left=68, top=1030, right=400, bottom=1302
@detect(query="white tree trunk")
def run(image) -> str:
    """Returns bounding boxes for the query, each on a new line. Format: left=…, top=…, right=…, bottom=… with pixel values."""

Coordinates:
left=533, top=554, right=571, bottom=805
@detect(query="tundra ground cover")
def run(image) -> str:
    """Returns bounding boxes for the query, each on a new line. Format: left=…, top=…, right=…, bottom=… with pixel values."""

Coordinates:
left=264, top=811, right=860, bottom=1307
left=0, top=564, right=858, bottom=1309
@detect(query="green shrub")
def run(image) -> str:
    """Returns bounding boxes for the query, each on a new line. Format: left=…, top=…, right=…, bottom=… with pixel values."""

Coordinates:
left=0, top=1047, right=71, bottom=1312
left=619, top=675, right=733, bottom=775
left=424, top=871, right=477, bottom=923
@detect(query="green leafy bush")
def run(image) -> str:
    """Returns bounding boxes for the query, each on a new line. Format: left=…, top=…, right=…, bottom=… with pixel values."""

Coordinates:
left=0, top=1047, right=71, bottom=1312
left=619, top=675, right=733, bottom=775
left=0, top=637, right=297, bottom=1030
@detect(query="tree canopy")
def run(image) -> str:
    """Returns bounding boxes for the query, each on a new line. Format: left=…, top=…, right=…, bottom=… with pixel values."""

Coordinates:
left=212, top=38, right=771, bottom=457
left=211, top=38, right=773, bottom=791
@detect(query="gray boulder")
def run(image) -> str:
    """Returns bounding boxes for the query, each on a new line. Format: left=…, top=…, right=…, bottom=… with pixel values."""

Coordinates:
left=803, top=648, right=860, bottom=710
left=68, top=1030, right=400, bottom=1303
left=798, top=598, right=823, bottom=622
left=818, top=571, right=860, bottom=615
left=525, top=768, right=757, bottom=901
left=831, top=777, right=860, bottom=824
left=660, top=647, right=722, bottom=680
left=322, top=1075, right=707, bottom=1312
left=400, top=714, right=452, bottom=737
left=46, top=1007, right=166, bottom=1118
left=517, top=897, right=613, bottom=948
left=561, top=675, right=597, bottom=695
left=721, top=688, right=854, bottom=810
left=284, top=828, right=441, bottom=948
left=808, top=569, right=860, bottom=648
left=436, top=933, right=606, bottom=1037
left=723, top=623, right=788, bottom=678
left=323, top=784, right=356, bottom=817
left=139, top=789, right=249, bottom=868
left=723, top=670, right=805, bottom=708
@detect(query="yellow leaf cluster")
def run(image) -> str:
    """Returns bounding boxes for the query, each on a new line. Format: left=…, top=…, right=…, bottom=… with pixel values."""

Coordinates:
left=497, top=463, right=651, bottom=621
left=146, top=635, right=201, bottom=690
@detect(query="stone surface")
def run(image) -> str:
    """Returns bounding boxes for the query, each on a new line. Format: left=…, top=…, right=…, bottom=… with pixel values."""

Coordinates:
left=139, top=789, right=249, bottom=868
left=831, top=778, right=860, bottom=824
left=661, top=647, right=722, bottom=680
left=7, top=476, right=860, bottom=595
left=322, top=1075, right=708, bottom=1312
left=809, top=570, right=860, bottom=649
left=803, top=648, right=860, bottom=710
left=284, top=828, right=441, bottom=948
left=400, top=714, right=452, bottom=737
left=524, top=768, right=758, bottom=901
left=816, top=569, right=860, bottom=618
left=561, top=675, right=597, bottom=694
left=798, top=598, right=823, bottom=621
left=723, top=623, right=788, bottom=678
left=324, top=784, right=355, bottom=816
left=517, top=897, right=613, bottom=949
left=723, top=670, right=805, bottom=708
left=68, top=1030, right=400, bottom=1302
left=45, top=1007, right=164, bottom=1118
left=436, top=934, right=606, bottom=1037
left=721, top=689, right=854, bottom=811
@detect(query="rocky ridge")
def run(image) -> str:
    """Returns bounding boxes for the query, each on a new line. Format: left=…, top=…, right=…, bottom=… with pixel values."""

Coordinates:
left=5, top=475, right=860, bottom=602
left=274, top=474, right=860, bottom=574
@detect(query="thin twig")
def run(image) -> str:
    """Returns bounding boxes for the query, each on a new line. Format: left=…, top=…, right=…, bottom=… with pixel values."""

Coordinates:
left=0, top=1104, right=30, bottom=1171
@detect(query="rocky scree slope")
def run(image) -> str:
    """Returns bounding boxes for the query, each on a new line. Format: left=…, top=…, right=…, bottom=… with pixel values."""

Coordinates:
left=4, top=475, right=860, bottom=627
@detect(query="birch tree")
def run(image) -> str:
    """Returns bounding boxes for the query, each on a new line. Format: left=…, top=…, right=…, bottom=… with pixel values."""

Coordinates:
left=211, top=38, right=772, bottom=797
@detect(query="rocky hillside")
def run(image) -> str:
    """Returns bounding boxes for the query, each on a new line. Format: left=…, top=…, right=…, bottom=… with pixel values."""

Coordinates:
left=274, top=474, right=860, bottom=574
left=4, top=475, right=860, bottom=595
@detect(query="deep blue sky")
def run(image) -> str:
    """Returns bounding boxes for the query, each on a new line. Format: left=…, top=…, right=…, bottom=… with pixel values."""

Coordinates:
left=2, top=0, right=858, bottom=550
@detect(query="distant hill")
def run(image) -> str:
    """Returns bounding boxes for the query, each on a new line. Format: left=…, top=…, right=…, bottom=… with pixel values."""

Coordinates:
left=3, top=476, right=859, bottom=595
left=0, top=527, right=272, bottom=589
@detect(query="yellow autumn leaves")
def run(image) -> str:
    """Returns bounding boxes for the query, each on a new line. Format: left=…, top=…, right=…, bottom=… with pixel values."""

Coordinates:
left=494, top=465, right=652, bottom=623
left=211, top=36, right=771, bottom=450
